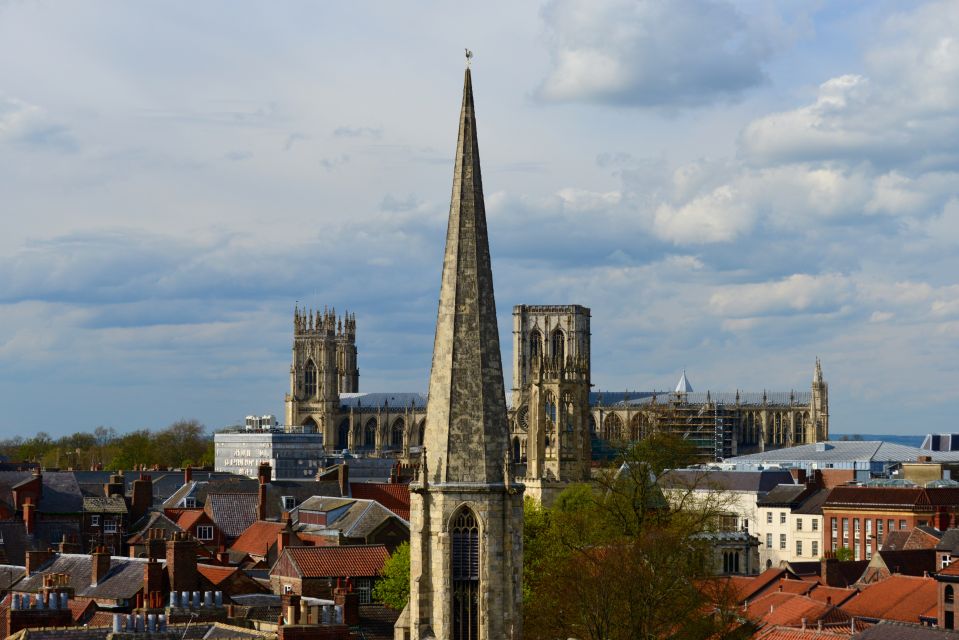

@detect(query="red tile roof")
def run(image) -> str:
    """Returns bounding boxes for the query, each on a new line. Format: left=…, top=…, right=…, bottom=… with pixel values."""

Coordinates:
left=283, top=544, right=389, bottom=578
left=350, top=483, right=410, bottom=520
left=807, top=585, right=858, bottom=607
left=754, top=625, right=851, bottom=640
left=229, top=521, right=285, bottom=557
left=746, top=592, right=847, bottom=628
left=740, top=567, right=789, bottom=602
left=197, top=563, right=238, bottom=586
left=177, top=509, right=208, bottom=531
left=841, top=575, right=938, bottom=623
left=67, top=596, right=96, bottom=622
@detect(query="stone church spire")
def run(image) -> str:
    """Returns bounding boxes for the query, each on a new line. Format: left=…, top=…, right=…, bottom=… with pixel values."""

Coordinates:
left=402, top=64, right=524, bottom=640
left=423, top=67, right=510, bottom=485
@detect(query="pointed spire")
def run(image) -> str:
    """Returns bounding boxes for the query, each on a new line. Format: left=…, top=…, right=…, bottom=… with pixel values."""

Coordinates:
left=675, top=369, right=693, bottom=394
left=814, top=357, right=824, bottom=385
left=422, top=67, right=509, bottom=484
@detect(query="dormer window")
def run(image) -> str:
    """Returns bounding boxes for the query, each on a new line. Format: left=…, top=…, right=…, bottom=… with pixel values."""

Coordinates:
left=282, top=496, right=296, bottom=511
left=184, top=497, right=197, bottom=508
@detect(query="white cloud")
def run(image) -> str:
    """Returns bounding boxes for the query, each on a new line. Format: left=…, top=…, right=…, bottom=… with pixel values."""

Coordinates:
left=537, top=0, right=785, bottom=107
left=709, top=273, right=854, bottom=318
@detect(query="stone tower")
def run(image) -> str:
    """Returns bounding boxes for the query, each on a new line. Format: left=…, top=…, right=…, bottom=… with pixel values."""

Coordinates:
left=810, top=357, right=829, bottom=442
left=511, top=305, right=592, bottom=504
left=284, top=307, right=358, bottom=444
left=402, top=67, right=524, bottom=640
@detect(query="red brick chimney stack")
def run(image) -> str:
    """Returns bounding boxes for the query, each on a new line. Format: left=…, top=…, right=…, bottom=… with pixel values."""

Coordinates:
left=334, top=578, right=359, bottom=626
left=91, top=546, right=111, bottom=586
left=184, top=465, right=193, bottom=484
left=25, top=549, right=55, bottom=576
left=166, top=531, right=198, bottom=592
left=22, top=497, right=36, bottom=536
left=257, top=462, right=271, bottom=521
left=130, top=473, right=153, bottom=523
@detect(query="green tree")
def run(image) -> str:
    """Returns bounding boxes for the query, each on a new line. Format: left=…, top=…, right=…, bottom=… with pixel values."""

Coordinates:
left=524, top=434, right=744, bottom=640
left=372, top=542, right=410, bottom=610
left=835, top=546, right=854, bottom=561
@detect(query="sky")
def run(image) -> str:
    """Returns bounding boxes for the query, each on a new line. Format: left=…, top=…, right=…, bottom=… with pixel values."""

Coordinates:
left=2, top=0, right=959, bottom=437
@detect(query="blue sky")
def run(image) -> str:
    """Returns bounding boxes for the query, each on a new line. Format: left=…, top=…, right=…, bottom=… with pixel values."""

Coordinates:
left=2, top=0, right=958, bottom=436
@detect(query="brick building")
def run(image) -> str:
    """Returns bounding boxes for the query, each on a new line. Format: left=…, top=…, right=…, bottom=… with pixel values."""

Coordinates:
left=822, top=486, right=959, bottom=561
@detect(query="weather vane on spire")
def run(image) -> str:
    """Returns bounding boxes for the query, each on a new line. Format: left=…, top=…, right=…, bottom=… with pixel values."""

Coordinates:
left=465, top=48, right=473, bottom=68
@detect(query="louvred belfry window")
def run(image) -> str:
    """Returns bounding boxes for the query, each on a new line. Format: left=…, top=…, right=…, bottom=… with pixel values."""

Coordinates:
left=451, top=508, right=479, bottom=640
left=304, top=360, right=318, bottom=397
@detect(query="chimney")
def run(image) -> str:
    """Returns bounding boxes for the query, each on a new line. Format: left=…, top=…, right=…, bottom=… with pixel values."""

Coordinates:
left=91, top=546, right=111, bottom=586
left=334, top=578, right=359, bottom=626
left=338, top=463, right=349, bottom=498
left=257, top=469, right=269, bottom=521
left=145, top=528, right=166, bottom=561
left=57, top=533, right=80, bottom=554
left=166, top=532, right=198, bottom=592
left=104, top=474, right=124, bottom=498
left=258, top=462, right=272, bottom=484
left=821, top=554, right=841, bottom=587
left=281, top=593, right=301, bottom=625
left=23, top=497, right=36, bottom=536
left=26, top=549, right=55, bottom=576
left=130, top=474, right=153, bottom=523
left=184, top=465, right=193, bottom=484
left=278, top=521, right=293, bottom=555
left=143, top=558, right=164, bottom=602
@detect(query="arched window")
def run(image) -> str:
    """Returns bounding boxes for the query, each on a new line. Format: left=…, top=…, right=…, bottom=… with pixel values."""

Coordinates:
left=947, top=585, right=955, bottom=603
left=529, top=330, right=542, bottom=360
left=551, top=329, right=565, bottom=362
left=512, top=437, right=521, bottom=463
left=544, top=393, right=557, bottom=423
left=451, top=508, right=479, bottom=640
left=336, top=419, right=350, bottom=450
left=603, top=413, right=623, bottom=441
left=304, top=360, right=318, bottom=397
left=391, top=419, right=404, bottom=449
left=364, top=418, right=377, bottom=450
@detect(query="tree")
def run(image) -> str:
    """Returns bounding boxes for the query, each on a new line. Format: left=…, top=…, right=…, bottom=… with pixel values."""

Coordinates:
left=835, top=546, right=854, bottom=561
left=372, top=541, right=410, bottom=610
left=524, top=433, right=745, bottom=640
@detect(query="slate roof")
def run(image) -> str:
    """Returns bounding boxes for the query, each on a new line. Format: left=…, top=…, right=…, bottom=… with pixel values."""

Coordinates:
left=278, top=544, right=389, bottom=578
left=349, top=482, right=411, bottom=520
left=295, top=498, right=408, bottom=540
left=358, top=604, right=403, bottom=640
left=841, top=574, right=938, bottom=623
left=592, top=390, right=812, bottom=407
left=72, top=470, right=238, bottom=507
left=876, top=549, right=936, bottom=576
left=935, top=528, right=959, bottom=552
left=793, top=489, right=830, bottom=515
left=339, top=392, right=428, bottom=409
left=205, top=493, right=258, bottom=537
left=787, top=560, right=870, bottom=587
left=82, top=496, right=128, bottom=514
left=126, top=511, right=182, bottom=544
left=758, top=484, right=814, bottom=507
left=0, top=565, right=26, bottom=592
left=163, top=477, right=342, bottom=517
left=0, top=472, right=84, bottom=513
left=824, top=486, right=927, bottom=508
left=14, top=553, right=164, bottom=600
left=853, top=621, right=959, bottom=639
left=661, top=469, right=795, bottom=493
left=0, top=520, right=28, bottom=565
left=729, top=441, right=959, bottom=464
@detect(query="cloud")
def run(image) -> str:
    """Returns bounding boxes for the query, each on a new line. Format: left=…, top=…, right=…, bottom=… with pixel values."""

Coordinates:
left=536, top=0, right=785, bottom=107
left=320, top=154, right=350, bottom=171
left=333, top=126, right=383, bottom=139
left=0, top=98, right=77, bottom=152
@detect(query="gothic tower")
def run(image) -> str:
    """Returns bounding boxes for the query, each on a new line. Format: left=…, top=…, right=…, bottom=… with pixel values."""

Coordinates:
left=511, top=305, right=592, bottom=504
left=402, top=67, right=524, bottom=640
left=284, top=307, right=357, bottom=446
left=810, top=357, right=829, bottom=442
